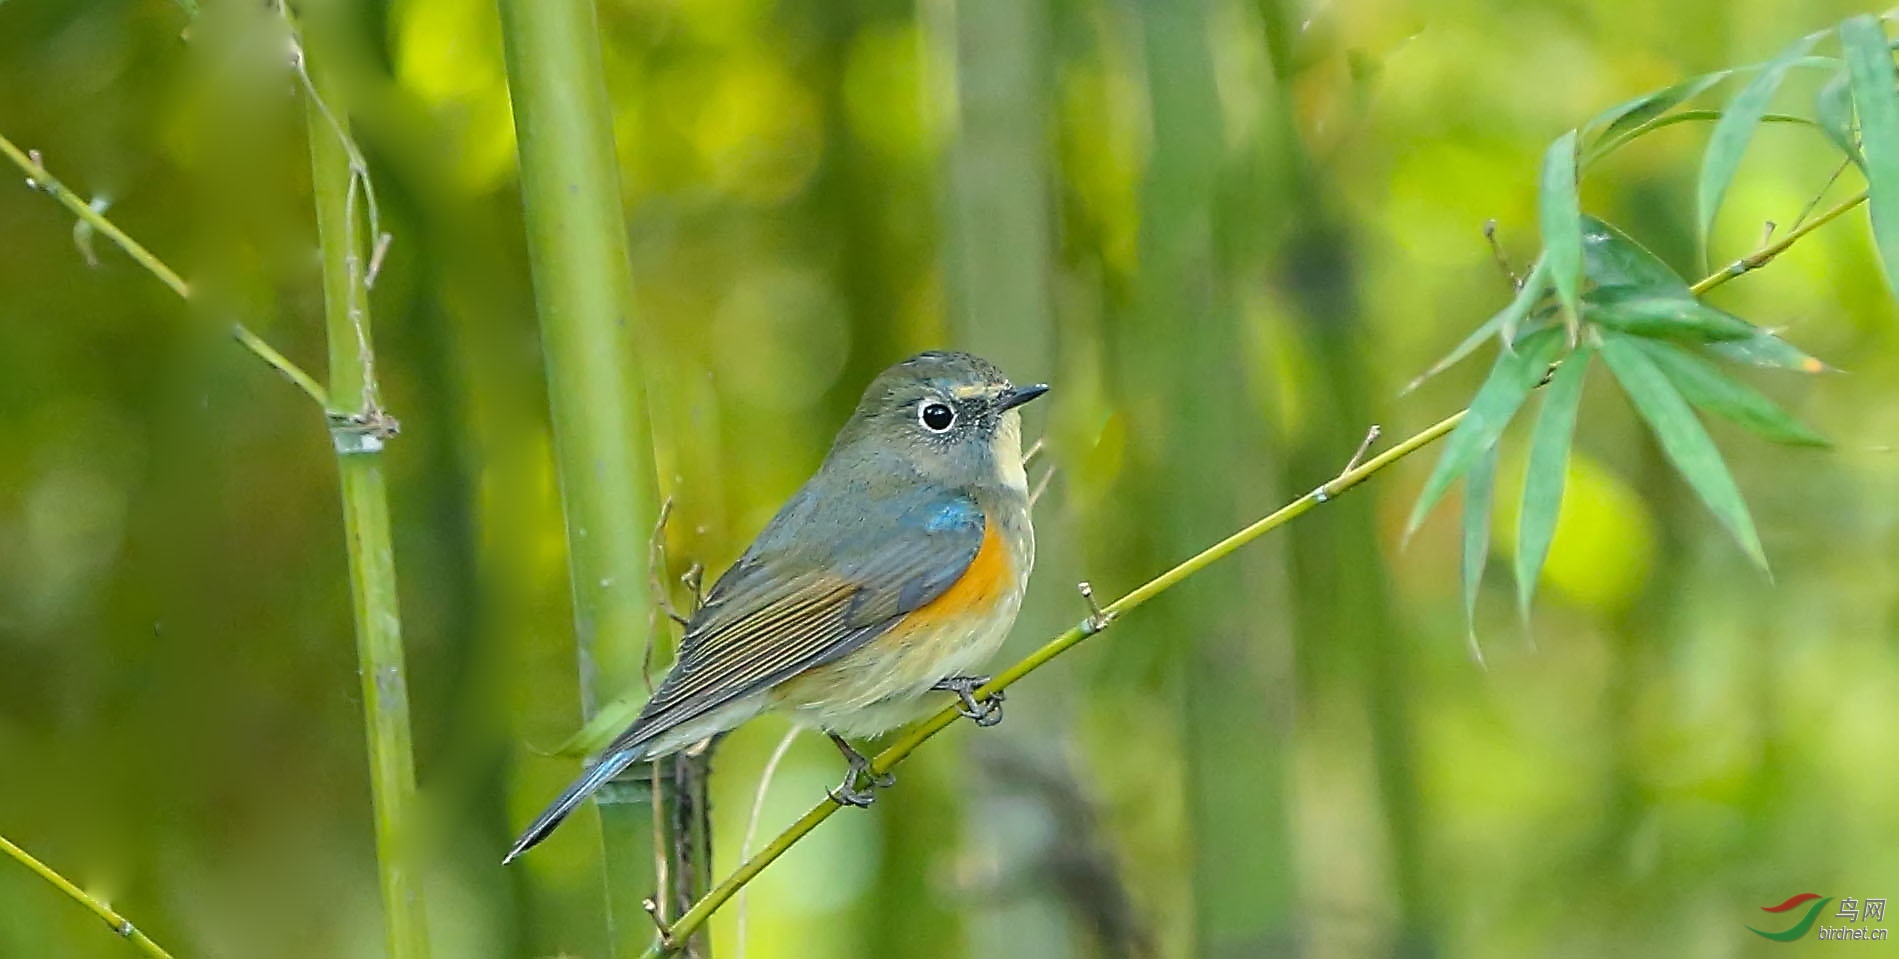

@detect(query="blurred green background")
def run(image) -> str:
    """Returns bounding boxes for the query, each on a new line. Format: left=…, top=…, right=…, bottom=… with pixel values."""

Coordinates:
left=2, top=0, right=1896, bottom=957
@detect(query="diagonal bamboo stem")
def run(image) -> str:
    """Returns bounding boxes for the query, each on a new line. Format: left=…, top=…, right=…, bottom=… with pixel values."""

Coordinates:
left=1691, top=188, right=1866, bottom=293
left=0, top=833, right=175, bottom=959
left=0, top=130, right=328, bottom=407
left=5, top=36, right=435, bottom=957
left=0, top=132, right=189, bottom=298
left=637, top=180, right=1867, bottom=958
left=636, top=409, right=1464, bottom=958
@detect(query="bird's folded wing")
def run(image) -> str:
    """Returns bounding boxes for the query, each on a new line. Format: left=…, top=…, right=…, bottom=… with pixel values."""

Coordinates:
left=604, top=488, right=986, bottom=754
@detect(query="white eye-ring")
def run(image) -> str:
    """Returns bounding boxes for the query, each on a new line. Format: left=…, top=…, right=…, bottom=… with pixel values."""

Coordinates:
left=918, top=400, right=956, bottom=433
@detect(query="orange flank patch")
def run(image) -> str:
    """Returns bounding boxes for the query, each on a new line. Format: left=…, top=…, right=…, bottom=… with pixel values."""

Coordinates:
left=900, top=518, right=1011, bottom=632
left=771, top=515, right=1015, bottom=722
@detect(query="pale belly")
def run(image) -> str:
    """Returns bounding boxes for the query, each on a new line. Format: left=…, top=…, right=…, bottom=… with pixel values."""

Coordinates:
left=772, top=506, right=1032, bottom=740
left=771, top=585, right=1023, bottom=739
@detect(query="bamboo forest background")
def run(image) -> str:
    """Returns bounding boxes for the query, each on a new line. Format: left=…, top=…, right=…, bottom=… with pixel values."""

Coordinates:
left=3, top=0, right=1897, bottom=957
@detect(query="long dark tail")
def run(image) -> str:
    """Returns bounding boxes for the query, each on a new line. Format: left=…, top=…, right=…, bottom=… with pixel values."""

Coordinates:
left=504, top=744, right=647, bottom=863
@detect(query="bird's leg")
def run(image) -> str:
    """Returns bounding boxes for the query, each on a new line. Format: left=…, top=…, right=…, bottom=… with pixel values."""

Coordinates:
left=826, top=733, right=893, bottom=807
left=933, top=675, right=1005, bottom=727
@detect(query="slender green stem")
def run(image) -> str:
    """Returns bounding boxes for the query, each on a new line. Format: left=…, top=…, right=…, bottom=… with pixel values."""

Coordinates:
left=301, top=39, right=431, bottom=959
left=637, top=178, right=1866, bottom=954
left=0, top=128, right=328, bottom=406
left=0, top=130, right=189, bottom=298
left=231, top=323, right=331, bottom=406
left=1692, top=188, right=1868, bottom=293
left=494, top=0, right=661, bottom=954
left=4, top=51, right=424, bottom=959
left=636, top=409, right=1466, bottom=958
left=0, top=833, right=176, bottom=959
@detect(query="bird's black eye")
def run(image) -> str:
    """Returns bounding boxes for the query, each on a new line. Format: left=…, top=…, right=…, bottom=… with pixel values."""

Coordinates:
left=919, top=401, right=955, bottom=433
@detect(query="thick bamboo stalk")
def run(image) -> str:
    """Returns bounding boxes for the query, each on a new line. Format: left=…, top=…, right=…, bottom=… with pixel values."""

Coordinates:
left=302, top=53, right=433, bottom=959
left=493, top=1, right=663, bottom=954
left=912, top=0, right=1058, bottom=953
left=1246, top=3, right=1435, bottom=949
left=1128, top=1, right=1299, bottom=953
left=939, top=0, right=1055, bottom=362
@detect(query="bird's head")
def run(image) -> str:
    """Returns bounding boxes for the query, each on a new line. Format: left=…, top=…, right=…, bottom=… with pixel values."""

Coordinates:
left=832, top=351, right=1049, bottom=495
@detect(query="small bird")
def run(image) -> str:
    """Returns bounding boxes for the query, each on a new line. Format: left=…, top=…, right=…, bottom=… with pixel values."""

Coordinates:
left=506, top=351, right=1047, bottom=863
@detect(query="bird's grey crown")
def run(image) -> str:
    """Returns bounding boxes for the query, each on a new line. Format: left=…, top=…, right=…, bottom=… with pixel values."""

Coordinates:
left=896, top=350, right=1011, bottom=387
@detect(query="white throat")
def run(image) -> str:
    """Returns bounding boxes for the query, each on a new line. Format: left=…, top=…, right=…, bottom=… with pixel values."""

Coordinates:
left=991, top=411, right=1030, bottom=494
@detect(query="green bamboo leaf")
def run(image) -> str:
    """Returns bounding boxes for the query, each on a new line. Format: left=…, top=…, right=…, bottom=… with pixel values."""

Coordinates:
left=1404, top=257, right=1550, bottom=393
left=1582, top=52, right=1839, bottom=154
left=1499, top=257, right=1553, bottom=347
left=1582, top=217, right=1830, bottom=372
left=1629, top=338, right=1829, bottom=446
left=1540, top=130, right=1584, bottom=336
left=1842, top=15, right=1899, bottom=294
left=549, top=692, right=645, bottom=756
left=1462, top=442, right=1500, bottom=651
left=1599, top=332, right=1768, bottom=570
left=1587, top=109, right=1816, bottom=168
left=1582, top=216, right=1688, bottom=290
left=1817, top=68, right=1865, bottom=168
left=1407, top=328, right=1565, bottom=537
left=1697, top=31, right=1822, bottom=261
left=1515, top=346, right=1591, bottom=617
left=1584, top=72, right=1730, bottom=146
left=1583, top=286, right=1760, bottom=341
left=1706, top=333, right=1832, bottom=373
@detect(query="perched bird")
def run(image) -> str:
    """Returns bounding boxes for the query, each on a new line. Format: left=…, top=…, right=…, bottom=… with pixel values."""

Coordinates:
left=506, top=351, right=1048, bottom=863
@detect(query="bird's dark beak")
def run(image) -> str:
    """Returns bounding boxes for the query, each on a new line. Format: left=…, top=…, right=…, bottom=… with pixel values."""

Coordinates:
left=996, top=383, right=1050, bottom=412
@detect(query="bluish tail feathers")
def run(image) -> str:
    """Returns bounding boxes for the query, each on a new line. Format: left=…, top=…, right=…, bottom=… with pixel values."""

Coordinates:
left=503, top=745, right=645, bottom=864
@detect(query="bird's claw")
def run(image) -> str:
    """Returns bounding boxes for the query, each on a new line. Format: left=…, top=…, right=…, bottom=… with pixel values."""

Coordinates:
left=934, top=675, right=1005, bottom=727
left=828, top=779, right=878, bottom=807
left=827, top=733, right=893, bottom=807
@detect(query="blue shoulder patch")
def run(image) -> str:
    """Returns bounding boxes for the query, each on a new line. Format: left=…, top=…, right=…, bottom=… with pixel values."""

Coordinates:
left=922, top=494, right=982, bottom=532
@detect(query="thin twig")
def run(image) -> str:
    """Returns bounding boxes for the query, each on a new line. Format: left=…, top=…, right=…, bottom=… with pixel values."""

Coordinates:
left=0, top=130, right=329, bottom=406
left=1335, top=425, right=1381, bottom=479
left=288, top=34, right=381, bottom=252
left=1029, top=466, right=1057, bottom=509
left=1023, top=436, right=1046, bottom=466
left=1788, top=157, right=1852, bottom=235
left=668, top=758, right=698, bottom=955
left=0, top=833, right=176, bottom=959
left=0, top=134, right=189, bottom=298
left=232, top=324, right=331, bottom=406
left=650, top=758, right=670, bottom=928
left=682, top=564, right=705, bottom=612
left=650, top=498, right=691, bottom=632
left=735, top=727, right=801, bottom=959
left=1077, top=581, right=1114, bottom=635
left=366, top=231, right=394, bottom=289
left=1694, top=189, right=1867, bottom=292
left=644, top=496, right=694, bottom=711
left=641, top=897, right=674, bottom=942
left=288, top=21, right=387, bottom=418
left=1483, top=219, right=1519, bottom=290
